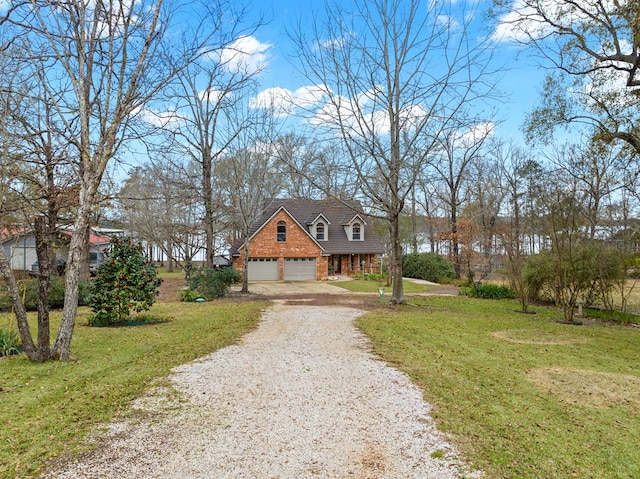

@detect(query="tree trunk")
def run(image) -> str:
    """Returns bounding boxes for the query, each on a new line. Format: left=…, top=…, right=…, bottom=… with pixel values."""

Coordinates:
left=79, top=223, right=91, bottom=281
left=34, top=216, right=52, bottom=362
left=202, top=152, right=215, bottom=269
left=450, top=199, right=461, bottom=279
left=241, top=239, right=250, bottom=294
left=166, top=238, right=174, bottom=273
left=389, top=215, right=405, bottom=304
left=52, top=194, right=93, bottom=360
left=411, top=186, right=418, bottom=254
left=0, top=245, right=37, bottom=358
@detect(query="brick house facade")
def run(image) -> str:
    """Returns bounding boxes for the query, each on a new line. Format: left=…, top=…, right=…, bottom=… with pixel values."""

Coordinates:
left=231, top=199, right=385, bottom=281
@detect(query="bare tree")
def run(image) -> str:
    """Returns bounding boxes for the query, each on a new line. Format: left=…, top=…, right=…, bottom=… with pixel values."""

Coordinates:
left=288, top=0, right=497, bottom=303
left=2, top=0, right=210, bottom=360
left=216, top=112, right=284, bottom=293
left=118, top=162, right=204, bottom=273
left=497, top=141, right=539, bottom=311
left=551, top=140, right=636, bottom=240
left=156, top=7, right=267, bottom=268
left=429, top=122, right=493, bottom=278
left=466, top=144, right=507, bottom=282
left=0, top=38, right=79, bottom=361
left=273, top=133, right=354, bottom=199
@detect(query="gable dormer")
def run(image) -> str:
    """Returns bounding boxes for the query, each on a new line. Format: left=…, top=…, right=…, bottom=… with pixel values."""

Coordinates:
left=343, top=214, right=366, bottom=241
left=309, top=213, right=330, bottom=241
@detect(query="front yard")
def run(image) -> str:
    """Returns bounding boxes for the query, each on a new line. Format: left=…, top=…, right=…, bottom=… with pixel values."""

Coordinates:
left=2, top=276, right=639, bottom=478
left=357, top=296, right=640, bottom=478
left=0, top=300, right=267, bottom=478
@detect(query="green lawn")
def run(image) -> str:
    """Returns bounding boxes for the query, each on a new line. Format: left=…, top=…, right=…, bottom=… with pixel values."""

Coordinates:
left=356, top=296, right=640, bottom=479
left=4, top=281, right=640, bottom=479
left=0, top=300, right=267, bottom=478
left=333, top=278, right=439, bottom=293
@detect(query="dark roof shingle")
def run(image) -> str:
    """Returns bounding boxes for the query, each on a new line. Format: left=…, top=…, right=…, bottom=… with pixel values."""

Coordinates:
left=235, top=198, right=384, bottom=255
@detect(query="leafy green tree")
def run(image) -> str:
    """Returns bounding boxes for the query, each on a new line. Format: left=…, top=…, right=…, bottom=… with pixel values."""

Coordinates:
left=492, top=0, right=640, bottom=154
left=89, top=237, right=161, bottom=325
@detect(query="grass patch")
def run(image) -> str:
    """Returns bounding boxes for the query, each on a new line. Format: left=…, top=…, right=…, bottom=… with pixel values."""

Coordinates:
left=355, top=296, right=640, bottom=479
left=0, top=299, right=268, bottom=478
left=332, top=279, right=438, bottom=294
left=585, top=307, right=640, bottom=324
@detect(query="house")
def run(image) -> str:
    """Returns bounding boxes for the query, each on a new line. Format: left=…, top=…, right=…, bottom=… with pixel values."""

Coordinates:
left=1, top=226, right=116, bottom=273
left=231, top=198, right=385, bottom=281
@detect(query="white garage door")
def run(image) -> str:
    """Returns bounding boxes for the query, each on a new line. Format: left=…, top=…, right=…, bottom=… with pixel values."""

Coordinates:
left=247, top=258, right=279, bottom=281
left=284, top=258, right=316, bottom=281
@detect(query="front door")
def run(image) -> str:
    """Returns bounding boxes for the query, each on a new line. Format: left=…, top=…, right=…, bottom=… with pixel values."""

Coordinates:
left=332, top=254, right=341, bottom=274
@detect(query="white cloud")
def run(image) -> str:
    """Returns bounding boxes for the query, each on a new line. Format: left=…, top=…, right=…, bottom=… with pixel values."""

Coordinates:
left=222, top=36, right=271, bottom=75
left=133, top=106, right=182, bottom=129
left=249, top=87, right=295, bottom=116
left=316, top=35, right=348, bottom=50
left=491, top=0, right=628, bottom=44
left=203, top=35, right=271, bottom=75
left=437, top=15, right=460, bottom=30
left=252, top=83, right=432, bottom=138
left=249, top=85, right=329, bottom=116
left=490, top=0, right=551, bottom=43
left=459, top=122, right=494, bottom=146
left=292, top=85, right=330, bottom=108
left=584, top=67, right=640, bottom=109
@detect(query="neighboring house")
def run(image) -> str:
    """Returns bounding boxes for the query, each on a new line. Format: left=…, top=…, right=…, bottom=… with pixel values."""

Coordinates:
left=231, top=198, right=385, bottom=281
left=1, top=226, right=116, bottom=272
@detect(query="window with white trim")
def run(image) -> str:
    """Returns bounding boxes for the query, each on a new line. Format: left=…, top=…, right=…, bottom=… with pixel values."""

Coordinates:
left=352, top=222, right=361, bottom=240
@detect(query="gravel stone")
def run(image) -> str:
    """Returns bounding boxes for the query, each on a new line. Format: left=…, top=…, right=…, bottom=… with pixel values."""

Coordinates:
left=43, top=302, right=481, bottom=479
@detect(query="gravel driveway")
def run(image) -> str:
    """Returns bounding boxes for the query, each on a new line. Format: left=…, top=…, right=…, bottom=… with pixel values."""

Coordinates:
left=44, top=302, right=479, bottom=479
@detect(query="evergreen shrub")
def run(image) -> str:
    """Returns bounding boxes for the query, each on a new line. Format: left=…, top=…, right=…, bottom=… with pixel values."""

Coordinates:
left=188, top=267, right=240, bottom=300
left=88, top=237, right=161, bottom=325
left=402, top=252, right=455, bottom=283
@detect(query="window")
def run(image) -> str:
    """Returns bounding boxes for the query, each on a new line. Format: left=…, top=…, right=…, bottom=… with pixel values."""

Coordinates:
left=352, top=222, right=361, bottom=240
left=316, top=222, right=325, bottom=241
left=277, top=221, right=286, bottom=242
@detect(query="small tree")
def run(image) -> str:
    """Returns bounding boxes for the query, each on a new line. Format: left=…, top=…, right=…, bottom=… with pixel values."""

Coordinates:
left=89, top=237, right=161, bottom=325
left=188, top=267, right=240, bottom=300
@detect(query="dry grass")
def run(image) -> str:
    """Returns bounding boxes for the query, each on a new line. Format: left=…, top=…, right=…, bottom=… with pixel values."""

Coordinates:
left=527, top=367, right=640, bottom=413
left=491, top=329, right=591, bottom=345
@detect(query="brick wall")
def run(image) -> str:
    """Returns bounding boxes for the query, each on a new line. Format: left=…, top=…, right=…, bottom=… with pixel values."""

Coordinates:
left=233, top=210, right=328, bottom=280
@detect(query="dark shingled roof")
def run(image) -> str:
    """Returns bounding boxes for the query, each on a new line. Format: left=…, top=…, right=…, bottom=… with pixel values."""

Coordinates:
left=233, top=198, right=385, bottom=255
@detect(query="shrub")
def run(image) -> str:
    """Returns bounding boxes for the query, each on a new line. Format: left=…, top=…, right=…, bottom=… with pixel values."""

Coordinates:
left=77, top=280, right=93, bottom=306
left=12, top=277, right=66, bottom=311
left=188, top=267, right=240, bottom=300
left=1, top=278, right=92, bottom=311
left=460, top=283, right=517, bottom=299
left=89, top=237, right=161, bottom=325
left=402, top=252, right=455, bottom=283
left=521, top=250, right=556, bottom=303
left=354, top=273, right=385, bottom=282
left=179, top=287, right=202, bottom=302
left=0, top=328, right=20, bottom=357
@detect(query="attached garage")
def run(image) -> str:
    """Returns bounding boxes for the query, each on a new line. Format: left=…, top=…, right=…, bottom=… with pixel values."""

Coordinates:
left=247, top=258, right=279, bottom=281
left=283, top=257, right=316, bottom=281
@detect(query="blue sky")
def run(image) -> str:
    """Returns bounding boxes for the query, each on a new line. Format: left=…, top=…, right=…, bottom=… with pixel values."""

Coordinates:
left=240, top=0, right=550, bottom=145
left=0, top=0, right=550, bottom=152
